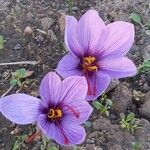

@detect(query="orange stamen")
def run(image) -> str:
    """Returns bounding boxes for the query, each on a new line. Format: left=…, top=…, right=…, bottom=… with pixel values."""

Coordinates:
left=84, top=56, right=96, bottom=65
left=47, top=108, right=62, bottom=119
left=83, top=56, right=97, bottom=72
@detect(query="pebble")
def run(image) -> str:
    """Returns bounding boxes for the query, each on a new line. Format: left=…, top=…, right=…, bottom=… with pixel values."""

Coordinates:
left=143, top=45, right=150, bottom=60
left=139, top=91, right=150, bottom=120
left=13, top=43, right=21, bottom=50
left=47, top=30, right=57, bottom=42
left=40, top=17, right=53, bottom=30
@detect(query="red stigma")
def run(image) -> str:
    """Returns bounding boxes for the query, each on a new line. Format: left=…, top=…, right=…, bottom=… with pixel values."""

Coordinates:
left=93, top=74, right=97, bottom=96
left=56, top=122, right=69, bottom=145
left=63, top=104, right=80, bottom=118
left=82, top=56, right=98, bottom=96
left=85, top=72, right=92, bottom=95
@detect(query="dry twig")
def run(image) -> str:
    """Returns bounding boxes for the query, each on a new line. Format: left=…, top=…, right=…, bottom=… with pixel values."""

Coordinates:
left=0, top=61, right=39, bottom=66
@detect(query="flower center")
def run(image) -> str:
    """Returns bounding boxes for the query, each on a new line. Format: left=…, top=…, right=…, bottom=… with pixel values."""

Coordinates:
left=83, top=56, right=97, bottom=72
left=47, top=108, right=62, bottom=119
left=82, top=56, right=98, bottom=96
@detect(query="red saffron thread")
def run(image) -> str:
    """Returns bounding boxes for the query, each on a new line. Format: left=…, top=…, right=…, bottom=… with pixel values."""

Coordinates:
left=85, top=72, right=91, bottom=95
left=63, top=104, right=80, bottom=118
left=57, top=122, right=69, bottom=145
left=93, top=74, right=97, bottom=96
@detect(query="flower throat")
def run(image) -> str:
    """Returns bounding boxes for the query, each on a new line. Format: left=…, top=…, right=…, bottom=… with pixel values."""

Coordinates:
left=83, top=56, right=97, bottom=96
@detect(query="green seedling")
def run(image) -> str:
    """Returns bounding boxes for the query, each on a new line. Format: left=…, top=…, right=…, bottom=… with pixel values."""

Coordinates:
left=67, top=0, right=74, bottom=14
left=13, top=134, right=27, bottom=150
left=120, top=112, right=140, bottom=134
left=0, top=35, right=6, bottom=50
left=48, top=147, right=58, bottom=150
left=133, top=90, right=145, bottom=101
left=129, top=13, right=142, bottom=26
left=40, top=135, right=58, bottom=150
left=9, top=9, right=18, bottom=20
left=92, top=94, right=113, bottom=116
left=132, top=141, right=141, bottom=150
left=138, top=59, right=150, bottom=73
left=10, top=68, right=33, bottom=86
left=145, top=21, right=150, bottom=35
left=129, top=13, right=150, bottom=35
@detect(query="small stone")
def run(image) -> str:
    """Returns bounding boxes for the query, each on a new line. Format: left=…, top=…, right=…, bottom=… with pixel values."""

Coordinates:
left=24, top=26, right=33, bottom=35
left=108, top=11, right=118, bottom=20
left=143, top=83, right=150, bottom=92
left=2, top=70, right=9, bottom=78
left=86, top=138, right=95, bottom=144
left=111, top=84, right=132, bottom=114
left=135, top=118, right=150, bottom=149
left=85, top=145, right=102, bottom=150
left=139, top=91, right=150, bottom=119
left=105, top=79, right=120, bottom=93
left=143, top=45, right=150, bottom=60
left=27, top=12, right=34, bottom=20
left=58, top=13, right=66, bottom=34
left=110, top=145, right=123, bottom=150
left=13, top=43, right=21, bottom=50
left=72, top=6, right=78, bottom=11
left=47, top=30, right=57, bottom=42
left=40, top=17, right=53, bottom=30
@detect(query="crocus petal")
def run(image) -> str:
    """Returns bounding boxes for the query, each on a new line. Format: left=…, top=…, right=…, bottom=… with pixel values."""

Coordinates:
left=57, top=121, right=86, bottom=145
left=56, top=75, right=92, bottom=124
left=86, top=72, right=110, bottom=101
left=62, top=99, right=93, bottom=124
left=56, top=53, right=82, bottom=78
left=100, top=57, right=137, bottom=79
left=99, top=21, right=134, bottom=59
left=0, top=94, right=40, bottom=124
left=77, top=10, right=107, bottom=55
left=59, top=76, right=87, bottom=104
left=39, top=72, right=61, bottom=106
left=38, top=114, right=86, bottom=145
left=38, top=114, right=56, bottom=139
left=65, top=16, right=84, bottom=57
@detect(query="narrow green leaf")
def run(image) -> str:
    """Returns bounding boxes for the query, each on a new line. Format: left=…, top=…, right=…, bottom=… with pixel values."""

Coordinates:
left=12, top=140, right=19, bottom=150
left=0, top=35, right=4, bottom=49
left=126, top=112, right=135, bottom=122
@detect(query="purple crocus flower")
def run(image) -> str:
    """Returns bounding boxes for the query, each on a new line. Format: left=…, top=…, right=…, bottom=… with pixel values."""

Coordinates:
left=0, top=72, right=92, bottom=146
left=56, top=10, right=137, bottom=101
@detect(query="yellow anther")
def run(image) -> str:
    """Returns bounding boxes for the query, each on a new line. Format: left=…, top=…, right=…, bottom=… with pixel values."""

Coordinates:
left=47, top=108, right=62, bottom=119
left=47, top=109, right=55, bottom=118
left=83, top=56, right=97, bottom=72
left=83, top=56, right=96, bottom=65
left=87, top=66, right=98, bottom=71
left=55, top=109, right=62, bottom=118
